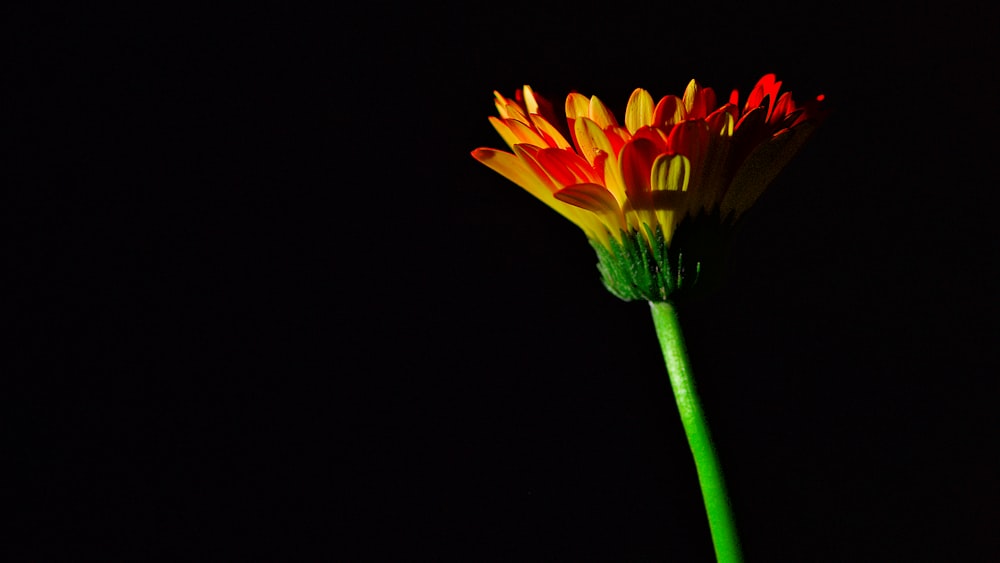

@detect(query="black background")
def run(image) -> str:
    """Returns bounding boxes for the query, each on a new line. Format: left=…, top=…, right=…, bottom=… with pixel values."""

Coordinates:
left=6, top=2, right=998, bottom=561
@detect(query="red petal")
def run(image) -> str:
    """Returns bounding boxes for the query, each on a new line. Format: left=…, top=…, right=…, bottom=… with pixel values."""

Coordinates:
left=667, top=120, right=711, bottom=169
left=653, top=95, right=685, bottom=126
left=631, top=126, right=669, bottom=153
left=688, top=86, right=717, bottom=119
left=536, top=148, right=600, bottom=186
left=745, top=73, right=777, bottom=112
left=771, top=91, right=796, bottom=123
left=706, top=104, right=738, bottom=136
left=619, top=137, right=660, bottom=199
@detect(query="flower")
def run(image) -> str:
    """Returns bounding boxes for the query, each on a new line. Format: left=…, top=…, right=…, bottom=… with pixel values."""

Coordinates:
left=472, top=74, right=827, bottom=302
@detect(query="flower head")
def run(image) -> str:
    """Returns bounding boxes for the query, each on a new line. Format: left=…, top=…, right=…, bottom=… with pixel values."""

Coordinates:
left=472, top=74, right=826, bottom=301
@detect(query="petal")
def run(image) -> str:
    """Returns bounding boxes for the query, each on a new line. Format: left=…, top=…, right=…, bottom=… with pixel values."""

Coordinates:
left=745, top=73, right=776, bottom=112
left=521, top=85, right=540, bottom=114
left=529, top=114, right=573, bottom=149
left=588, top=95, right=618, bottom=128
left=721, top=120, right=819, bottom=219
left=650, top=154, right=690, bottom=230
left=573, top=117, right=615, bottom=166
left=619, top=137, right=660, bottom=197
left=554, top=183, right=628, bottom=240
left=554, top=182, right=623, bottom=216
left=745, top=73, right=782, bottom=121
left=512, top=144, right=559, bottom=192
left=706, top=104, right=737, bottom=137
left=472, top=147, right=556, bottom=201
left=696, top=87, right=718, bottom=118
left=494, top=91, right=528, bottom=122
left=625, top=88, right=655, bottom=134
left=653, top=95, right=686, bottom=126
left=565, top=92, right=591, bottom=121
left=682, top=80, right=701, bottom=115
left=771, top=91, right=796, bottom=123
left=632, top=126, right=670, bottom=151
left=601, top=151, right=628, bottom=207
left=524, top=86, right=561, bottom=129
left=603, top=125, right=631, bottom=157
left=684, top=82, right=716, bottom=120
left=667, top=120, right=711, bottom=173
left=733, top=105, right=767, bottom=135
left=536, top=148, right=601, bottom=187
left=791, top=94, right=829, bottom=127
left=489, top=116, right=548, bottom=150
left=475, top=148, right=609, bottom=237
left=650, top=153, right=690, bottom=193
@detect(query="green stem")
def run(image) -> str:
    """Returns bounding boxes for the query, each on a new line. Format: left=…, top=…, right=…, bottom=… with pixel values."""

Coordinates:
left=649, top=300, right=743, bottom=563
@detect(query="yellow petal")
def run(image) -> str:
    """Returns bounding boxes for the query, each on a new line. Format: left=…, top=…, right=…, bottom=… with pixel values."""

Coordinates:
left=682, top=79, right=700, bottom=113
left=653, top=209, right=677, bottom=242
left=650, top=154, right=690, bottom=192
left=489, top=116, right=548, bottom=150
left=573, top=117, right=615, bottom=166
left=472, top=147, right=607, bottom=238
left=565, top=93, right=590, bottom=121
left=555, top=182, right=622, bottom=215
left=529, top=114, right=573, bottom=149
left=555, top=183, right=627, bottom=234
left=601, top=151, right=627, bottom=207
left=472, top=148, right=553, bottom=200
left=492, top=91, right=512, bottom=119
left=625, top=88, right=655, bottom=134
left=493, top=91, right=528, bottom=122
left=588, top=95, right=618, bottom=128
left=650, top=154, right=690, bottom=235
left=522, top=85, right=540, bottom=114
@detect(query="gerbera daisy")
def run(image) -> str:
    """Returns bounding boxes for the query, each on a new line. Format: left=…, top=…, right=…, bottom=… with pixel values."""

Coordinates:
left=472, top=74, right=826, bottom=301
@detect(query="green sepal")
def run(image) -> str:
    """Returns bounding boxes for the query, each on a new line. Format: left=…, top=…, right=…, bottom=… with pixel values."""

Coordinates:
left=591, top=211, right=735, bottom=303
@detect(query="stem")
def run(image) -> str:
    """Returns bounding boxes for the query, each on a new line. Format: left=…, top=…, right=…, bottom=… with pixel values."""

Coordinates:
left=649, top=301, right=743, bottom=563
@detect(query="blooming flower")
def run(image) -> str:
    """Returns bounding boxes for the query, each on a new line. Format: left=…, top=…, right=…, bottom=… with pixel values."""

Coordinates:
left=472, top=74, right=826, bottom=301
